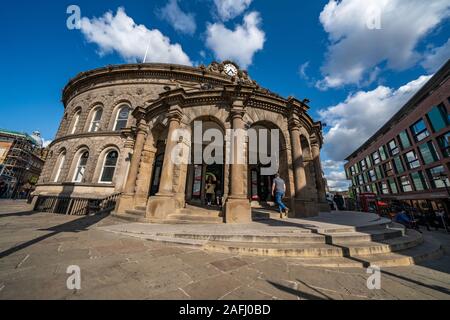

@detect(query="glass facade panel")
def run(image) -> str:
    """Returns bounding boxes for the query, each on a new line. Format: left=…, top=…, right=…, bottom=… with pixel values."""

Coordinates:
left=393, top=156, right=404, bottom=174
left=410, top=119, right=429, bottom=142
left=375, top=166, right=383, bottom=180
left=399, top=130, right=411, bottom=149
left=427, top=166, right=449, bottom=189
left=400, top=176, right=412, bottom=192
left=379, top=146, right=387, bottom=161
left=427, top=104, right=449, bottom=132
left=411, top=171, right=428, bottom=191
left=388, top=178, right=398, bottom=194
left=404, top=150, right=420, bottom=169
left=419, top=141, right=439, bottom=165
left=372, top=151, right=380, bottom=164
left=388, top=139, right=399, bottom=156
left=437, top=132, right=450, bottom=157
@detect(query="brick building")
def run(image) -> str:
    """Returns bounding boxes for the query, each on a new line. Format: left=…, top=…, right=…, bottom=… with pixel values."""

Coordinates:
left=345, top=60, right=450, bottom=215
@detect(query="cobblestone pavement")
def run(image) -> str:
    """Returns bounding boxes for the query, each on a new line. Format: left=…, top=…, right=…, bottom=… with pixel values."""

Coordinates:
left=0, top=200, right=449, bottom=300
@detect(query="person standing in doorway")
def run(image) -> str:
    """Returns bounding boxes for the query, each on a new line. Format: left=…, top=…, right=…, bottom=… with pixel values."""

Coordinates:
left=205, top=177, right=215, bottom=207
left=272, top=173, right=289, bottom=218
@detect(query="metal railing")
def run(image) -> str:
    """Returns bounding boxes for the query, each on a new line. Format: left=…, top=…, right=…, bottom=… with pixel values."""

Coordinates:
left=34, top=193, right=121, bottom=216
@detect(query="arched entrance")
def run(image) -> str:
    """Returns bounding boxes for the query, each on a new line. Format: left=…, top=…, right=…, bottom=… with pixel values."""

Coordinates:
left=248, top=122, right=290, bottom=207
left=185, top=118, right=226, bottom=207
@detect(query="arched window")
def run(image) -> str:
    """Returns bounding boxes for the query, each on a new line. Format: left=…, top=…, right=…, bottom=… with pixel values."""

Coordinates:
left=114, top=106, right=130, bottom=131
left=99, top=150, right=119, bottom=183
left=70, top=110, right=81, bottom=134
left=53, top=151, right=66, bottom=182
left=73, top=151, right=89, bottom=183
left=89, top=107, right=103, bottom=132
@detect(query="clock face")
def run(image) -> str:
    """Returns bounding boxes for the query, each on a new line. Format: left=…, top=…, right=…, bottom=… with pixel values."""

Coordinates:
left=224, top=64, right=238, bottom=77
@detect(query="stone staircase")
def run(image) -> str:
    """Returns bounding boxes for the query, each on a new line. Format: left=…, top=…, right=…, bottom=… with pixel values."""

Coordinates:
left=104, top=220, right=444, bottom=268
left=113, top=204, right=223, bottom=224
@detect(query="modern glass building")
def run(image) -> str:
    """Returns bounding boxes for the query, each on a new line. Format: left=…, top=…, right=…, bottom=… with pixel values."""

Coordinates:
left=344, top=60, right=450, bottom=215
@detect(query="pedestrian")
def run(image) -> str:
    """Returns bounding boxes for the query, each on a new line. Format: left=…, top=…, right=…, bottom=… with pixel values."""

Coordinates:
left=215, top=180, right=223, bottom=207
left=205, top=177, right=215, bottom=207
left=272, top=173, right=289, bottom=218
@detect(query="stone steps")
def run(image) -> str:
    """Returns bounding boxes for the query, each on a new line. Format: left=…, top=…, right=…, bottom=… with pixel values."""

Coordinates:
left=328, top=228, right=404, bottom=244
left=154, top=232, right=326, bottom=244
left=202, top=230, right=423, bottom=258
left=290, top=236, right=443, bottom=268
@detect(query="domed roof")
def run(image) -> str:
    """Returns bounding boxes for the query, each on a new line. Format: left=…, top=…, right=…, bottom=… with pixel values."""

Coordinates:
left=30, top=131, right=43, bottom=148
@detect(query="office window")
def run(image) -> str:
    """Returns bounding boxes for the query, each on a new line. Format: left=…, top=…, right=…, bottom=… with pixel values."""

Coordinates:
left=398, top=130, right=411, bottom=149
left=410, top=119, right=429, bottom=142
left=360, top=159, right=367, bottom=171
left=368, top=169, right=376, bottom=182
left=419, top=141, right=440, bottom=165
left=388, top=178, right=398, bottom=194
left=411, top=171, right=428, bottom=191
left=404, top=150, right=420, bottom=169
left=375, top=166, right=383, bottom=180
left=427, top=166, right=449, bottom=189
left=393, top=156, right=405, bottom=174
left=399, top=176, right=412, bottom=192
left=372, top=151, right=381, bottom=165
left=388, top=139, right=399, bottom=156
left=358, top=175, right=364, bottom=185
left=372, top=184, right=378, bottom=194
left=380, top=181, right=389, bottom=194
left=365, top=155, right=372, bottom=168
left=379, top=146, right=388, bottom=161
left=437, top=132, right=450, bottom=157
left=427, top=104, right=449, bottom=132
left=365, top=185, right=372, bottom=192
left=384, top=161, right=394, bottom=177
left=350, top=165, right=356, bottom=176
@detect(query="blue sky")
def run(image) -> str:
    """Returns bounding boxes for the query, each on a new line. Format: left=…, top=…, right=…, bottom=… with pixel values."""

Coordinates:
left=1, top=0, right=449, bottom=190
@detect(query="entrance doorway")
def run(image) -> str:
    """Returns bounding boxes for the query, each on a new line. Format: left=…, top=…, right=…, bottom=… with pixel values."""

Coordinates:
left=149, top=153, right=164, bottom=196
left=189, top=163, right=224, bottom=206
left=250, top=166, right=274, bottom=203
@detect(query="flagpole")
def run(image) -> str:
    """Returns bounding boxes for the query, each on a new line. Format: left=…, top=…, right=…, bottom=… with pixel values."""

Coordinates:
left=143, top=43, right=150, bottom=63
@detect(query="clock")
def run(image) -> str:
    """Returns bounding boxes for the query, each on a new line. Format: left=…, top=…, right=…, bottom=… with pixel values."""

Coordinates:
left=224, top=63, right=238, bottom=77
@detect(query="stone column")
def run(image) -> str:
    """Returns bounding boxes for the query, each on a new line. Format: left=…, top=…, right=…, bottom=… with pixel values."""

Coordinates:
left=289, top=117, right=319, bottom=217
left=224, top=104, right=251, bottom=223
left=311, top=143, right=330, bottom=212
left=134, top=134, right=157, bottom=208
left=146, top=106, right=183, bottom=220
left=116, top=116, right=148, bottom=214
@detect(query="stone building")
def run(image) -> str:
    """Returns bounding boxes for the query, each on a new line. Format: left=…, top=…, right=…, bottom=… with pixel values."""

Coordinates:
left=34, top=61, right=328, bottom=223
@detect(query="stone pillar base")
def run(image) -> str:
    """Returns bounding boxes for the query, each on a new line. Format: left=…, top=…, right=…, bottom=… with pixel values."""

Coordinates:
left=146, top=194, right=176, bottom=220
left=293, top=199, right=319, bottom=218
left=225, top=197, right=252, bottom=224
left=116, top=193, right=135, bottom=214
left=319, top=201, right=331, bottom=213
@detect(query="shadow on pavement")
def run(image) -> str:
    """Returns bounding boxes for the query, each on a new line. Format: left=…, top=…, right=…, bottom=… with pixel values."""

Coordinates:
left=267, top=280, right=331, bottom=300
left=0, top=212, right=109, bottom=259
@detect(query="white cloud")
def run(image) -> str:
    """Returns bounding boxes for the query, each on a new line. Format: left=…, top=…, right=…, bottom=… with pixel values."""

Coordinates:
left=80, top=7, right=192, bottom=65
left=317, top=0, right=450, bottom=89
left=159, top=0, right=196, bottom=35
left=322, top=159, right=345, bottom=171
left=298, top=61, right=310, bottom=80
left=43, top=140, right=52, bottom=148
left=214, top=0, right=253, bottom=21
left=319, top=74, right=432, bottom=161
left=205, top=11, right=265, bottom=68
left=421, top=38, right=450, bottom=72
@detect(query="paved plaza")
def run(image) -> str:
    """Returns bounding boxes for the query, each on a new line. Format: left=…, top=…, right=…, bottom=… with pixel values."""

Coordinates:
left=0, top=200, right=450, bottom=300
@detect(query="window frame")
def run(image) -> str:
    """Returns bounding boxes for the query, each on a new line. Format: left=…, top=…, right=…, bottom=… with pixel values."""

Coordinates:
left=99, top=150, right=119, bottom=184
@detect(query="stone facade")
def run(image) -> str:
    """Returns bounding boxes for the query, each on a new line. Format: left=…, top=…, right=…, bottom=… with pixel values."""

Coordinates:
left=35, top=61, right=328, bottom=223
